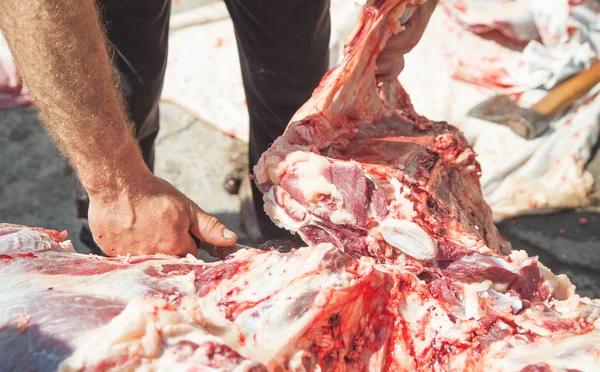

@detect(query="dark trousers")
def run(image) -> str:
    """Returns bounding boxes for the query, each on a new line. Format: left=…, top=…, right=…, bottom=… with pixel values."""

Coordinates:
left=76, top=0, right=331, bottom=247
left=225, top=0, right=331, bottom=240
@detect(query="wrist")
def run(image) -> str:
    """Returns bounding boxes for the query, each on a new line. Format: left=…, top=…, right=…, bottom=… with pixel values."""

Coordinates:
left=79, top=137, right=153, bottom=202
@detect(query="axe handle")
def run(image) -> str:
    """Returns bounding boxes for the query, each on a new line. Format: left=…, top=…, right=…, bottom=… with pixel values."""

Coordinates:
left=531, top=60, right=600, bottom=117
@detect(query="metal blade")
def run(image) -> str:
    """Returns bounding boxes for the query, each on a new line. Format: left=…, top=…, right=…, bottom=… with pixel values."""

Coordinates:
left=467, top=95, right=521, bottom=124
left=467, top=95, right=552, bottom=140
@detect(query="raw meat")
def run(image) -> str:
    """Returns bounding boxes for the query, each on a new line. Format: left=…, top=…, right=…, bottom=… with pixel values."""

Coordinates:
left=2, top=223, right=600, bottom=371
left=254, top=0, right=511, bottom=263
left=0, top=224, right=400, bottom=371
left=3, top=0, right=600, bottom=371
left=400, top=0, right=600, bottom=220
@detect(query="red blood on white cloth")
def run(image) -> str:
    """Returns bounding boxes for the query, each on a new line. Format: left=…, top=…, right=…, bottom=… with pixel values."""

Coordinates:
left=0, top=36, right=30, bottom=110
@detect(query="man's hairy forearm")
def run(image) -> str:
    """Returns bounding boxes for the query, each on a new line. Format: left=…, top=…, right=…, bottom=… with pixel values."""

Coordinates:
left=0, top=0, right=150, bottom=198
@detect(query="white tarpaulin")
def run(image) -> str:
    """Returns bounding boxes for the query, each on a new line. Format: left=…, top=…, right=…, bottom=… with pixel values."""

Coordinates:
left=162, top=0, right=600, bottom=221
left=401, top=0, right=600, bottom=221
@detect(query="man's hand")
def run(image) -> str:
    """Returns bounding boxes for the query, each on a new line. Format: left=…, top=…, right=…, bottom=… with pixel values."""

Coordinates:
left=0, top=0, right=237, bottom=257
left=88, top=174, right=237, bottom=256
left=376, top=0, right=439, bottom=81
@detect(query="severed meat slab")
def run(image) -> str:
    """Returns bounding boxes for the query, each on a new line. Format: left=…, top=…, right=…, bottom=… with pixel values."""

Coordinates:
left=2, top=0, right=600, bottom=371
left=254, top=0, right=511, bottom=264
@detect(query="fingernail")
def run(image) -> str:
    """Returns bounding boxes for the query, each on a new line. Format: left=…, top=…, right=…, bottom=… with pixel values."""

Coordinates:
left=222, top=229, right=236, bottom=239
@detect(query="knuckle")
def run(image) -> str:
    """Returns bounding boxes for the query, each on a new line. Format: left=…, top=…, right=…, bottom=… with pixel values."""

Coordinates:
left=161, top=198, right=180, bottom=216
left=161, top=200, right=189, bottom=228
left=395, top=64, right=405, bottom=75
left=155, top=232, right=184, bottom=253
left=387, top=44, right=405, bottom=54
left=386, top=36, right=408, bottom=50
left=174, top=208, right=190, bottom=227
left=402, top=35, right=419, bottom=51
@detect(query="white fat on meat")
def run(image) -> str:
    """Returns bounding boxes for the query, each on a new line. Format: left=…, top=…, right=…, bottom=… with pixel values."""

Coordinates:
left=2, top=226, right=402, bottom=370
left=483, top=332, right=600, bottom=372
left=59, top=297, right=265, bottom=372
left=379, top=218, right=437, bottom=260
left=480, top=289, right=524, bottom=314
left=282, top=152, right=357, bottom=225
left=3, top=224, right=600, bottom=371
left=285, top=152, right=343, bottom=203
left=263, top=187, right=307, bottom=230
left=388, top=177, right=417, bottom=219
left=181, top=244, right=388, bottom=367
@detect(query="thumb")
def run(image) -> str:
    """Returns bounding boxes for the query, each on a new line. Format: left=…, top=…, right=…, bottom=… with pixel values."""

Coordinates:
left=189, top=205, right=238, bottom=246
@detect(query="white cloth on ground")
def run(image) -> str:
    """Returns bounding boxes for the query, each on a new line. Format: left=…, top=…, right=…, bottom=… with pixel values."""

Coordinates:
left=400, top=0, right=600, bottom=220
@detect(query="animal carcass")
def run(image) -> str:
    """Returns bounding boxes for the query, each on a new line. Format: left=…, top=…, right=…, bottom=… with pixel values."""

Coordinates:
left=2, top=0, right=600, bottom=371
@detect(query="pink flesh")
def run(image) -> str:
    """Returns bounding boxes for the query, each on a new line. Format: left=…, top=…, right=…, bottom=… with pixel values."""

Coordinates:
left=1, top=221, right=599, bottom=371
left=254, top=0, right=510, bottom=263
left=2, top=1, right=600, bottom=371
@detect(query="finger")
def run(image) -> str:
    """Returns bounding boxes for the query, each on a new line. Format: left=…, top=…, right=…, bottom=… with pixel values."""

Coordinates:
left=378, top=73, right=398, bottom=82
left=173, top=231, right=199, bottom=257
left=376, top=55, right=404, bottom=81
left=388, top=56, right=406, bottom=79
left=189, top=206, right=238, bottom=246
left=376, top=54, right=394, bottom=75
left=384, top=32, right=418, bottom=54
